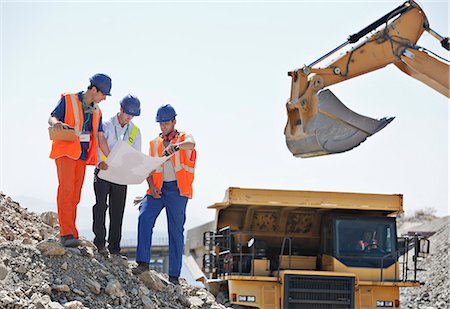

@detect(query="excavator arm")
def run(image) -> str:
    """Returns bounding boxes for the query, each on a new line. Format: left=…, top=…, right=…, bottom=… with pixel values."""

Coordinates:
left=285, top=0, right=449, bottom=158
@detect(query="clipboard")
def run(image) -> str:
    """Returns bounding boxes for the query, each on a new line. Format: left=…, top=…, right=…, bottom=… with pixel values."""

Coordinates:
left=48, top=127, right=77, bottom=142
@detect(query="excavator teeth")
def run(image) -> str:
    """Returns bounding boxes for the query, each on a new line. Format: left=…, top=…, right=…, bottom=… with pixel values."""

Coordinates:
left=286, top=89, right=394, bottom=158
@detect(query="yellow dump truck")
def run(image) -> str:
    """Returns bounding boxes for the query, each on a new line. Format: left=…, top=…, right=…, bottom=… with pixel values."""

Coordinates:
left=202, top=187, right=429, bottom=309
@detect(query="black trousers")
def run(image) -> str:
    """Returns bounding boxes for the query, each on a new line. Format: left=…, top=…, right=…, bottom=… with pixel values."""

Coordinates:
left=93, top=170, right=127, bottom=253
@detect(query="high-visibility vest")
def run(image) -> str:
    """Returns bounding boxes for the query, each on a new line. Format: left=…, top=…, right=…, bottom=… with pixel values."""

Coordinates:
left=148, top=132, right=196, bottom=199
left=49, top=93, right=101, bottom=165
left=99, top=124, right=139, bottom=161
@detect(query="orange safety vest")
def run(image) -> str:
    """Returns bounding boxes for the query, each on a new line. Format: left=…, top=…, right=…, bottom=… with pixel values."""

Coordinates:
left=49, top=93, right=101, bottom=165
left=147, top=132, right=196, bottom=198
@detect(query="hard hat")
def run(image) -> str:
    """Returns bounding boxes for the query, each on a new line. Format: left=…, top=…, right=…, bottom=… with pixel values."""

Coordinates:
left=120, top=95, right=141, bottom=116
left=89, top=73, right=112, bottom=96
left=156, top=104, right=177, bottom=122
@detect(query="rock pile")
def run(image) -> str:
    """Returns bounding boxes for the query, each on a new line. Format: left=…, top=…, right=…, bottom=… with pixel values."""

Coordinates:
left=1, top=193, right=448, bottom=308
left=399, top=216, right=449, bottom=308
left=0, top=193, right=229, bottom=309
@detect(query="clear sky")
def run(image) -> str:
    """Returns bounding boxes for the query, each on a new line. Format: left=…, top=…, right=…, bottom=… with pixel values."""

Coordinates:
left=1, top=0, right=448, bottom=241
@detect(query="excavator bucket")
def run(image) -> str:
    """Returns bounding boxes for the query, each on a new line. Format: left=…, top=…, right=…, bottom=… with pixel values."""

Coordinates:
left=286, top=89, right=394, bottom=158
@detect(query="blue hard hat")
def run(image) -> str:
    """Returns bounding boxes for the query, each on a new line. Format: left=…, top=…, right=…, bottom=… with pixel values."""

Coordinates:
left=156, top=104, right=177, bottom=122
left=89, top=73, right=112, bottom=96
left=120, top=95, right=141, bottom=116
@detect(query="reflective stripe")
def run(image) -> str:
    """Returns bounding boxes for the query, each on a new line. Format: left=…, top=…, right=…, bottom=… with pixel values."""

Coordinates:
left=150, top=140, right=163, bottom=172
left=172, top=134, right=182, bottom=171
left=128, top=125, right=139, bottom=145
left=179, top=164, right=195, bottom=173
left=172, top=134, right=195, bottom=174
left=153, top=140, right=158, bottom=157
left=69, top=93, right=81, bottom=136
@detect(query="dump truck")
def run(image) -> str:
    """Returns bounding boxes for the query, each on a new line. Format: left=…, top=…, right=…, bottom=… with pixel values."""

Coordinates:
left=285, top=0, right=449, bottom=158
left=202, top=187, right=429, bottom=309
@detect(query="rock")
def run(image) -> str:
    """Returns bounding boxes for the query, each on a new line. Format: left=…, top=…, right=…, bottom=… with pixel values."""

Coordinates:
left=139, top=285, right=150, bottom=295
left=1, top=295, right=14, bottom=304
left=64, top=300, right=85, bottom=309
left=188, top=296, right=204, bottom=307
left=141, top=295, right=157, bottom=309
left=52, top=284, right=70, bottom=293
left=139, top=270, right=168, bottom=292
left=105, top=279, right=124, bottom=297
left=61, top=276, right=74, bottom=286
left=41, top=283, right=52, bottom=294
left=91, top=258, right=108, bottom=271
left=196, top=289, right=208, bottom=299
left=178, top=293, right=193, bottom=308
left=61, top=262, right=68, bottom=270
left=36, top=240, right=66, bottom=256
left=48, top=302, right=64, bottom=309
left=22, top=237, right=33, bottom=245
left=0, top=264, right=8, bottom=280
left=16, top=264, right=27, bottom=274
left=85, top=278, right=101, bottom=295
left=72, top=289, right=85, bottom=296
left=40, top=212, right=59, bottom=228
left=39, top=229, right=49, bottom=240
left=99, top=269, right=110, bottom=277
left=79, top=247, right=94, bottom=258
left=65, top=248, right=81, bottom=256
left=35, top=302, right=47, bottom=309
left=40, top=295, right=52, bottom=304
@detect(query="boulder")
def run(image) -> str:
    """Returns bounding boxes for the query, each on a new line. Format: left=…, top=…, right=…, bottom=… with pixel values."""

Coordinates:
left=138, top=270, right=168, bottom=292
left=36, top=240, right=66, bottom=256
left=40, top=212, right=59, bottom=228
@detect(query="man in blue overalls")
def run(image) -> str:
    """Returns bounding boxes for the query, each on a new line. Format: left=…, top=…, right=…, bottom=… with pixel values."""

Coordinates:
left=133, top=104, right=196, bottom=285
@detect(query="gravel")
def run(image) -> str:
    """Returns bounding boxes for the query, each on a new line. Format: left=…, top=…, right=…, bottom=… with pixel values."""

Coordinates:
left=1, top=192, right=447, bottom=308
left=0, top=193, right=230, bottom=309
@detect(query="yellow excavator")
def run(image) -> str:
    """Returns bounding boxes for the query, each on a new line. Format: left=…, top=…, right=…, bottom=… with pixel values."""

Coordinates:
left=285, top=0, right=449, bottom=158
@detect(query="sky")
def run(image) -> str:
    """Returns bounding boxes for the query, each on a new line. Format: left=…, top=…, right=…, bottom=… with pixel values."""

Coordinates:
left=1, top=0, right=448, bottom=243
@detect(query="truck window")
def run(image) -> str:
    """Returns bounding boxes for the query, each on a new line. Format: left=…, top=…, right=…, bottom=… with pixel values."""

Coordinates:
left=335, top=219, right=396, bottom=258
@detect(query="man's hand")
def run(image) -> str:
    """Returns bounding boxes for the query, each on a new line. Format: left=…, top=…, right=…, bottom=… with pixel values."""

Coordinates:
left=98, top=161, right=109, bottom=170
left=163, top=144, right=179, bottom=156
left=149, top=185, right=161, bottom=199
left=133, top=196, right=144, bottom=206
left=48, top=116, right=71, bottom=130
left=146, top=172, right=160, bottom=198
left=53, top=121, right=71, bottom=130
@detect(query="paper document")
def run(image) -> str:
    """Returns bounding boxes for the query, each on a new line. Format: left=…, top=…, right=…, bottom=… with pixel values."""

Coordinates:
left=97, top=141, right=169, bottom=185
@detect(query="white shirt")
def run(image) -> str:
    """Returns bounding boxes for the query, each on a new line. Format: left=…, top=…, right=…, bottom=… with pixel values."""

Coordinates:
left=99, top=114, right=142, bottom=160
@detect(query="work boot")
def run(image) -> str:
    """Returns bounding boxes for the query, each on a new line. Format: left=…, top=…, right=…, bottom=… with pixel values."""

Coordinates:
left=97, top=246, right=110, bottom=258
left=132, top=262, right=149, bottom=275
left=110, top=251, right=127, bottom=260
left=60, top=235, right=80, bottom=248
left=169, top=276, right=179, bottom=285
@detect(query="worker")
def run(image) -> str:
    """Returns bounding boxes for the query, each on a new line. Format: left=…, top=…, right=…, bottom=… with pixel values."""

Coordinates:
left=132, top=104, right=196, bottom=285
left=357, top=230, right=379, bottom=251
left=93, top=95, right=142, bottom=258
left=49, top=73, right=111, bottom=247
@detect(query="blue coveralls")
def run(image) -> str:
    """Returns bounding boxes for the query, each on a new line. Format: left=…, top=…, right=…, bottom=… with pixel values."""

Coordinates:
left=136, top=181, right=188, bottom=277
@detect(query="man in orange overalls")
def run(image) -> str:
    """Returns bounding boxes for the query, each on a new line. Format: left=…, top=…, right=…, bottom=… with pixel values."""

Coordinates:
left=48, top=74, right=111, bottom=247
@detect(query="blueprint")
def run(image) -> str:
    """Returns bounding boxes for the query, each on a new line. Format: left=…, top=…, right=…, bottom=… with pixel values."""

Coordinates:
left=97, top=141, right=169, bottom=185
